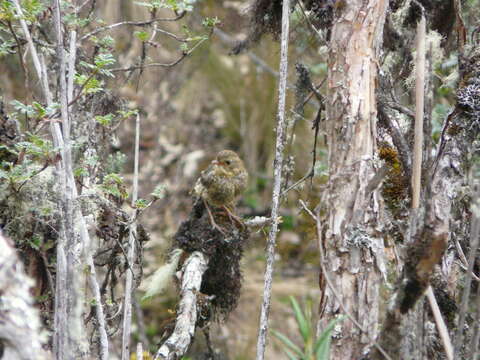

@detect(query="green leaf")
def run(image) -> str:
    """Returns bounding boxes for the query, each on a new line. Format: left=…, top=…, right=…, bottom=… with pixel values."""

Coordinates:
left=74, top=167, right=88, bottom=178
left=75, top=74, right=103, bottom=94
left=202, top=16, right=220, bottom=28
left=271, top=330, right=304, bottom=357
left=151, top=183, right=166, bottom=199
left=134, top=31, right=149, bottom=42
left=135, top=198, right=148, bottom=209
left=290, top=296, right=311, bottom=342
left=117, top=109, right=138, bottom=119
left=32, top=101, right=46, bottom=118
left=95, top=113, right=114, bottom=126
left=314, top=316, right=345, bottom=360
left=180, top=43, right=189, bottom=52
left=101, top=173, right=128, bottom=199
left=29, top=235, right=42, bottom=250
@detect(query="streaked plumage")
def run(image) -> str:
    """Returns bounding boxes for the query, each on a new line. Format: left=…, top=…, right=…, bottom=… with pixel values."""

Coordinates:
left=194, top=150, right=248, bottom=208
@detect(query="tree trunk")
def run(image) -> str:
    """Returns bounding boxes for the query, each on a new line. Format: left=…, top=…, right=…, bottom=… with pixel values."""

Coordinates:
left=319, top=1, right=388, bottom=358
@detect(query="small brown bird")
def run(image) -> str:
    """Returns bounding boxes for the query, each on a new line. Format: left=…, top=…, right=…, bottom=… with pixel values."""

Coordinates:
left=194, top=150, right=248, bottom=231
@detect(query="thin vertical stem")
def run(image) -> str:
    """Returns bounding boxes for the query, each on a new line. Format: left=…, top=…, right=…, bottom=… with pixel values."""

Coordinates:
left=121, top=113, right=140, bottom=360
left=455, top=191, right=480, bottom=357
left=411, top=16, right=453, bottom=360
left=411, top=15, right=425, bottom=209
left=255, top=1, right=290, bottom=359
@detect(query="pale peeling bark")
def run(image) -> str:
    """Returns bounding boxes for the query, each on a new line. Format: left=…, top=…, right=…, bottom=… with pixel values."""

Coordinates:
left=321, top=1, right=388, bottom=358
left=154, top=251, right=209, bottom=360
left=0, top=232, right=47, bottom=360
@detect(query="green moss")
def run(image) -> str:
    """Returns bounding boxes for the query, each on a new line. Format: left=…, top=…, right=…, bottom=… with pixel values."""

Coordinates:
left=378, top=144, right=409, bottom=211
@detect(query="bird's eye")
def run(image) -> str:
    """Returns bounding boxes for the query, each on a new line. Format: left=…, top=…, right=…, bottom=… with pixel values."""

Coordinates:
left=225, top=160, right=231, bottom=165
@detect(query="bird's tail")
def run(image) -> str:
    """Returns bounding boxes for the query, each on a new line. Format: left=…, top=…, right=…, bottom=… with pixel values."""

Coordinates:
left=141, top=249, right=184, bottom=301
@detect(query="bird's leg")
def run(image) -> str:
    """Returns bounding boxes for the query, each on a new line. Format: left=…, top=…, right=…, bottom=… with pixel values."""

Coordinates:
left=203, top=326, right=215, bottom=359
left=221, top=205, right=245, bottom=229
left=203, top=199, right=226, bottom=235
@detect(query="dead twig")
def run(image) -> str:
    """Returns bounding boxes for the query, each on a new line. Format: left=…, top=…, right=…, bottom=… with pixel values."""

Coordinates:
left=256, top=1, right=290, bottom=359
left=79, top=12, right=186, bottom=41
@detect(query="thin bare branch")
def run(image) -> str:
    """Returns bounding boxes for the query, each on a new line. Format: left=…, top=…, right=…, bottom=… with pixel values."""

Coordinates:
left=454, top=190, right=480, bottom=357
left=121, top=113, right=141, bottom=360
left=256, top=1, right=290, bottom=359
left=297, top=0, right=323, bottom=40
left=426, top=287, right=454, bottom=360
left=111, top=34, right=209, bottom=73
left=412, top=15, right=425, bottom=209
left=67, top=31, right=77, bottom=103
left=79, top=12, right=186, bottom=41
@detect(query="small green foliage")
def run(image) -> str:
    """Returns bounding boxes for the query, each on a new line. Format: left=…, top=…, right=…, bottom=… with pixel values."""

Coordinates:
left=75, top=74, right=103, bottom=94
left=10, top=100, right=59, bottom=121
left=0, top=161, right=36, bottom=189
left=28, top=234, right=42, bottom=250
left=40, top=206, right=53, bottom=217
left=202, top=17, right=220, bottom=28
left=134, top=31, right=149, bottom=42
left=35, top=294, right=50, bottom=303
left=0, top=0, right=15, bottom=21
left=106, top=152, right=127, bottom=174
left=77, top=53, right=116, bottom=94
left=273, top=297, right=344, bottom=360
left=101, top=173, right=128, bottom=199
left=73, top=167, right=88, bottom=178
left=10, top=100, right=36, bottom=118
left=134, top=0, right=196, bottom=12
left=19, top=0, right=45, bottom=23
left=0, top=39, right=16, bottom=57
left=95, top=113, right=114, bottom=126
left=151, top=183, right=167, bottom=199
left=94, top=35, right=115, bottom=49
left=94, top=53, right=116, bottom=76
left=63, top=12, right=91, bottom=27
left=135, top=198, right=148, bottom=209
left=180, top=42, right=189, bottom=52
left=16, top=134, right=58, bottom=161
left=117, top=109, right=138, bottom=119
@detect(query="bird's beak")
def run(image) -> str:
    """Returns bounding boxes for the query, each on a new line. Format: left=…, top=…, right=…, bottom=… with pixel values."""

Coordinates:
left=212, top=160, right=219, bottom=165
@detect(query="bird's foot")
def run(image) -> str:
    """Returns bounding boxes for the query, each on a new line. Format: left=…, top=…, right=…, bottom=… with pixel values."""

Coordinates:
left=222, top=206, right=245, bottom=229
left=203, top=199, right=228, bottom=235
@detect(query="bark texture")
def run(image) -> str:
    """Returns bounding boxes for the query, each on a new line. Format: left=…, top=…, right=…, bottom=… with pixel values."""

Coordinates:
left=321, top=1, right=388, bottom=358
left=0, top=232, right=47, bottom=360
left=154, top=251, right=209, bottom=360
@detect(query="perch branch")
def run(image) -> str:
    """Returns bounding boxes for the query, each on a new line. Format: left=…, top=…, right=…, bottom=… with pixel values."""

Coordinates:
left=256, top=0, right=290, bottom=359
left=154, top=251, right=209, bottom=360
left=244, top=216, right=273, bottom=228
